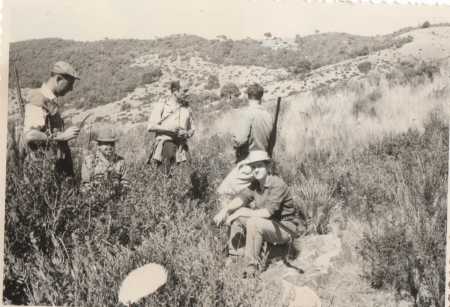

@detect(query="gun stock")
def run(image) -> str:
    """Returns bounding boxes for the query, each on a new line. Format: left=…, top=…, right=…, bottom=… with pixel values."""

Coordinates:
left=12, top=60, right=25, bottom=121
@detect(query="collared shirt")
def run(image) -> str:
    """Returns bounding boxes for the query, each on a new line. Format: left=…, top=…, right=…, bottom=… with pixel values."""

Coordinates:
left=81, top=151, right=128, bottom=186
left=22, top=84, right=71, bottom=168
left=23, top=84, right=60, bottom=136
left=238, top=175, right=300, bottom=228
left=232, top=101, right=274, bottom=156
left=147, top=97, right=194, bottom=162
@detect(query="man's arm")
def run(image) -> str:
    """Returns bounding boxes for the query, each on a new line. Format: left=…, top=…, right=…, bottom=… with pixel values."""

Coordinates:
left=213, top=196, right=245, bottom=226
left=232, top=112, right=252, bottom=148
left=24, top=127, right=80, bottom=145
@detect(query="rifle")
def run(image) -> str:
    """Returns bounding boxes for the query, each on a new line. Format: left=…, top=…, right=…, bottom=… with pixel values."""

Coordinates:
left=12, top=59, right=25, bottom=121
left=268, top=97, right=281, bottom=158
left=11, top=59, right=27, bottom=168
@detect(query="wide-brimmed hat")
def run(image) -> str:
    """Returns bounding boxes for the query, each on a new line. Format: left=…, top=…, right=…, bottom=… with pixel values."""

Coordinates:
left=241, top=150, right=271, bottom=165
left=51, top=61, right=80, bottom=80
left=95, top=126, right=118, bottom=142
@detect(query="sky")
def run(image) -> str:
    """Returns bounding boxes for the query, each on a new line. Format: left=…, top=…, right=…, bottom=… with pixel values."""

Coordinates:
left=5, top=0, right=450, bottom=42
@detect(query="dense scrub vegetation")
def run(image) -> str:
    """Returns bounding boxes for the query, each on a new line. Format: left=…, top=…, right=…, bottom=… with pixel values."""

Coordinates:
left=4, top=72, right=448, bottom=306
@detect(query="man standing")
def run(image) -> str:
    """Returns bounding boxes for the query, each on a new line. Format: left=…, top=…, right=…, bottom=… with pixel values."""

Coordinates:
left=147, top=81, right=195, bottom=173
left=22, top=61, right=81, bottom=179
left=217, top=83, right=274, bottom=197
left=81, top=126, right=129, bottom=197
left=214, top=151, right=303, bottom=277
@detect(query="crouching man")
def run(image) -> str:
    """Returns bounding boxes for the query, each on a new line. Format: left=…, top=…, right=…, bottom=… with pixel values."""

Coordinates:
left=81, top=126, right=129, bottom=198
left=213, top=150, right=304, bottom=277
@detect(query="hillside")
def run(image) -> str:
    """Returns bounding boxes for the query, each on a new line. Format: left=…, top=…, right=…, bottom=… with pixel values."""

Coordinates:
left=8, top=27, right=416, bottom=110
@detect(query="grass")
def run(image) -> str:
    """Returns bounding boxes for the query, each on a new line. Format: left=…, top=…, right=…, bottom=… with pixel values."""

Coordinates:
left=3, top=65, right=449, bottom=306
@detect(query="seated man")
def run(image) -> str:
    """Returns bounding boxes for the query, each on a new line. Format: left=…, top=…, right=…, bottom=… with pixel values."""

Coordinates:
left=81, top=126, right=129, bottom=198
left=214, top=150, right=304, bottom=277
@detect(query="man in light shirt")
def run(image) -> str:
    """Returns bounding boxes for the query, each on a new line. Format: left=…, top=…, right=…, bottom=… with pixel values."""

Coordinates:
left=22, top=61, right=81, bottom=179
left=147, top=81, right=195, bottom=174
left=214, top=151, right=303, bottom=277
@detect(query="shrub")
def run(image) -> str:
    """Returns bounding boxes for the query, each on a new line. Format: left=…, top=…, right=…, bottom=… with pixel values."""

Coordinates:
left=357, top=61, right=372, bottom=74
left=204, top=74, right=220, bottom=90
left=354, top=46, right=369, bottom=57
left=359, top=115, right=448, bottom=306
left=220, top=82, right=240, bottom=100
left=291, top=60, right=312, bottom=75
left=120, top=102, right=132, bottom=112
left=422, top=21, right=431, bottom=28
left=352, top=89, right=381, bottom=119
left=141, top=67, right=163, bottom=85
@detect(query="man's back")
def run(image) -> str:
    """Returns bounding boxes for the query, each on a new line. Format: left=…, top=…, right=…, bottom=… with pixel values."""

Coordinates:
left=233, top=103, right=273, bottom=161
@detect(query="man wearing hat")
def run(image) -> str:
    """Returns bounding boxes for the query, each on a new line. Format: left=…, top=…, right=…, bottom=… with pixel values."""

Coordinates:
left=214, top=151, right=304, bottom=277
left=22, top=61, right=81, bottom=178
left=147, top=80, right=195, bottom=173
left=217, top=83, right=274, bottom=198
left=81, top=126, right=129, bottom=196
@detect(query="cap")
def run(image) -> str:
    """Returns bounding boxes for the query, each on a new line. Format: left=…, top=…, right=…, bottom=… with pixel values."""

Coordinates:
left=51, top=61, right=80, bottom=80
left=95, top=126, right=118, bottom=142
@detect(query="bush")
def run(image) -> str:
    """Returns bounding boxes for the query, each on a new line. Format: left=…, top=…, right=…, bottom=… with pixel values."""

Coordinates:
left=120, top=102, right=132, bottom=112
left=422, top=21, right=431, bottom=28
left=204, top=74, right=220, bottom=90
left=220, top=82, right=240, bottom=100
left=359, top=115, right=448, bottom=306
left=357, top=61, right=372, bottom=74
left=141, top=67, right=163, bottom=85
left=352, top=89, right=381, bottom=119
left=291, top=60, right=312, bottom=75
left=354, top=46, right=369, bottom=57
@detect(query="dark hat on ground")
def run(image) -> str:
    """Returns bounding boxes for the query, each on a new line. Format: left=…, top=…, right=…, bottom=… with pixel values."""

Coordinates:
left=95, top=126, right=118, bottom=142
left=51, top=61, right=80, bottom=80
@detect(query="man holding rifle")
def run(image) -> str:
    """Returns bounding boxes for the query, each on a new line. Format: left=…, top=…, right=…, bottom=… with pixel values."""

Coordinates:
left=22, top=61, right=81, bottom=179
left=217, top=83, right=278, bottom=198
left=147, top=80, right=195, bottom=174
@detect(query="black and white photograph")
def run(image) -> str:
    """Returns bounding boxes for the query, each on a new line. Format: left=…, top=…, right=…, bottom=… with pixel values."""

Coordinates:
left=1, top=0, right=449, bottom=306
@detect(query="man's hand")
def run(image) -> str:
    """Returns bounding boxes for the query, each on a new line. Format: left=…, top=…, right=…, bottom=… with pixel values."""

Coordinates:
left=175, top=128, right=191, bottom=139
left=213, top=209, right=228, bottom=227
left=226, top=209, right=244, bottom=226
left=55, top=126, right=80, bottom=141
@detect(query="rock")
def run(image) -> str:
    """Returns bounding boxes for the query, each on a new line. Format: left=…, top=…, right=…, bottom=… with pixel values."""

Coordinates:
left=281, top=280, right=322, bottom=307
left=260, top=234, right=341, bottom=307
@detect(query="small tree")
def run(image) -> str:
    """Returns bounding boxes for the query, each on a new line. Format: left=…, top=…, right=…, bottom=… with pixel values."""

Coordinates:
left=264, top=32, right=272, bottom=38
left=220, top=82, right=240, bottom=100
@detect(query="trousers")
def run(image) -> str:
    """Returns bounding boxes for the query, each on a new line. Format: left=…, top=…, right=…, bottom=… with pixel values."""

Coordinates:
left=229, top=217, right=292, bottom=266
